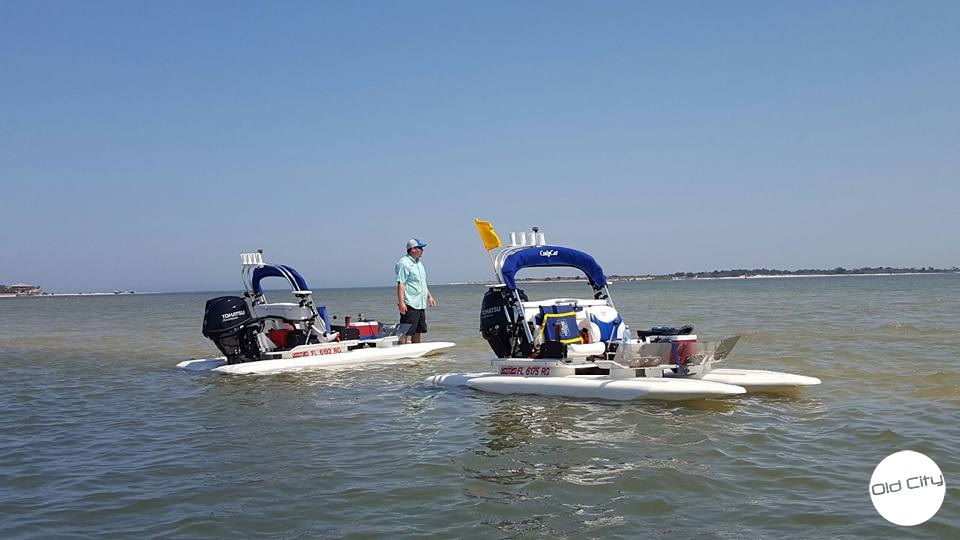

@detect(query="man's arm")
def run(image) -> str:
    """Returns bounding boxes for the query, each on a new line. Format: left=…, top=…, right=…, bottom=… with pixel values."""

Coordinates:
left=397, top=282, right=407, bottom=314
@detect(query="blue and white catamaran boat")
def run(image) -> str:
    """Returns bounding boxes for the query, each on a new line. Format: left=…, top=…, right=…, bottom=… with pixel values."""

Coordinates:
left=428, top=222, right=819, bottom=401
left=178, top=251, right=454, bottom=375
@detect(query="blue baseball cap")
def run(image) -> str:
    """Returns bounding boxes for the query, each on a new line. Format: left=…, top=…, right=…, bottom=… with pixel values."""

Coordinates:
left=406, top=238, right=427, bottom=250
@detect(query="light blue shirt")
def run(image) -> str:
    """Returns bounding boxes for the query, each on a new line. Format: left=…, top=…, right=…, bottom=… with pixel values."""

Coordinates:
left=396, top=255, right=429, bottom=309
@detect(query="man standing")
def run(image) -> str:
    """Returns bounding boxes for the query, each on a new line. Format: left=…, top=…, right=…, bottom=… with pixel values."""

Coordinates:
left=396, top=238, right=437, bottom=344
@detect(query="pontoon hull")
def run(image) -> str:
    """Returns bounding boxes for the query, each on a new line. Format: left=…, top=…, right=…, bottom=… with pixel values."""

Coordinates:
left=179, top=342, right=455, bottom=375
left=428, top=372, right=746, bottom=401
left=685, top=368, right=821, bottom=392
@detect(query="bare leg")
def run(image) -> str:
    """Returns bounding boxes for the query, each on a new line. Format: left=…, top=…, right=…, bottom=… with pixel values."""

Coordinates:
left=412, top=333, right=422, bottom=344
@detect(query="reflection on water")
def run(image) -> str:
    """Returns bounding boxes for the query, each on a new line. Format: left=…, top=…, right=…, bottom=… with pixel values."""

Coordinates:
left=468, top=397, right=749, bottom=490
left=477, top=402, right=567, bottom=454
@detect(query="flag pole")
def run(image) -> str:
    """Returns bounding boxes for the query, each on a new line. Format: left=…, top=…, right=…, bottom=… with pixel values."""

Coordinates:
left=487, top=248, right=501, bottom=284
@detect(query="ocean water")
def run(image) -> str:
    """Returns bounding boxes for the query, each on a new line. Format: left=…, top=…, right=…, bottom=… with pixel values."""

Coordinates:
left=1, top=275, right=958, bottom=538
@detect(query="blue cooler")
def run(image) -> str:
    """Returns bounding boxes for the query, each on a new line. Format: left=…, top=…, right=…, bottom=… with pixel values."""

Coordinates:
left=536, top=305, right=583, bottom=344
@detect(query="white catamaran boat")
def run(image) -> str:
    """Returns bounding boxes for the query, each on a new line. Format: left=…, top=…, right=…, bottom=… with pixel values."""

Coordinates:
left=178, top=251, right=454, bottom=375
left=428, top=223, right=819, bottom=401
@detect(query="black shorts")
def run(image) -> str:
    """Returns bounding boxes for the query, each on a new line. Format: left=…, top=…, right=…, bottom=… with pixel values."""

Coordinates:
left=400, top=305, right=427, bottom=335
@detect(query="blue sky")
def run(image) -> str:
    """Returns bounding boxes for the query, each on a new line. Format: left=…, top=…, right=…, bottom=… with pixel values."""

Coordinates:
left=2, top=1, right=957, bottom=292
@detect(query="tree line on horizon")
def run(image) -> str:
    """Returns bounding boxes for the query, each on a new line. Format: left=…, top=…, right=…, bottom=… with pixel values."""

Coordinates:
left=0, top=283, right=40, bottom=292
left=649, top=266, right=959, bottom=280
left=516, top=266, right=959, bottom=282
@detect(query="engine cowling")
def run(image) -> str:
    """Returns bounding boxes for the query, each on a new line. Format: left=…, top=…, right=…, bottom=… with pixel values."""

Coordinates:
left=480, top=287, right=531, bottom=358
left=202, top=296, right=262, bottom=364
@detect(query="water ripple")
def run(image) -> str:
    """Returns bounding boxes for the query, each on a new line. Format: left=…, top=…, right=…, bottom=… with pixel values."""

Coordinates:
left=2, top=280, right=960, bottom=537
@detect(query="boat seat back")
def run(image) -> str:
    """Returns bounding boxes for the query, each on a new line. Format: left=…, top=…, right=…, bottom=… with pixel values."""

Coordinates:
left=252, top=303, right=315, bottom=322
left=536, top=305, right=583, bottom=344
left=581, top=305, right=624, bottom=342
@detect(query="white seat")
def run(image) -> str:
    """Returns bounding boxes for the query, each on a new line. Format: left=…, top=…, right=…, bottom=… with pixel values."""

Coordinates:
left=579, top=305, right=624, bottom=343
left=567, top=342, right=606, bottom=357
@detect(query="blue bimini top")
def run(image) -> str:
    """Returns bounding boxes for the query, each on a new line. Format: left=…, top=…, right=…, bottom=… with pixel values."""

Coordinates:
left=499, top=245, right=607, bottom=290
left=251, top=264, right=310, bottom=296
left=250, top=264, right=331, bottom=330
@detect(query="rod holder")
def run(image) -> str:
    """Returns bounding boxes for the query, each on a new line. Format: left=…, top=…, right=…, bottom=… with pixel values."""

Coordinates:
left=241, top=252, right=264, bottom=266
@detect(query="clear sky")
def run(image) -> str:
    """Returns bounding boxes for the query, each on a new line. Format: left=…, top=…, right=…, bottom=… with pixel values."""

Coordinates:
left=2, top=1, right=957, bottom=292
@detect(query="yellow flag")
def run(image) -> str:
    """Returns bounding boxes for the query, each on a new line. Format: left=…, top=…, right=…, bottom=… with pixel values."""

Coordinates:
left=474, top=218, right=502, bottom=251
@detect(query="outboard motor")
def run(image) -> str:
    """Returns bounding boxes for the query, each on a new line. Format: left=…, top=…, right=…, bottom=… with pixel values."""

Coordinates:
left=202, top=296, right=263, bottom=364
left=480, top=287, right=531, bottom=358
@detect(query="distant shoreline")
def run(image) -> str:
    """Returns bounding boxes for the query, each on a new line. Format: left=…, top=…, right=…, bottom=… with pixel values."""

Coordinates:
left=449, top=270, right=959, bottom=286
left=3, top=269, right=956, bottom=296
left=0, top=291, right=140, bottom=298
left=45, top=291, right=139, bottom=297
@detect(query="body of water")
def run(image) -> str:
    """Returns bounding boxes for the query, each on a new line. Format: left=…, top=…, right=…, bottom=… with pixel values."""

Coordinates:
left=1, top=275, right=958, bottom=537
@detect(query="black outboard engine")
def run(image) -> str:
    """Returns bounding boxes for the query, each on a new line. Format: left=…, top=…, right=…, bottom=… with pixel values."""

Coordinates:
left=202, top=296, right=263, bottom=364
left=480, top=287, right=531, bottom=358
